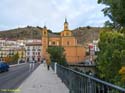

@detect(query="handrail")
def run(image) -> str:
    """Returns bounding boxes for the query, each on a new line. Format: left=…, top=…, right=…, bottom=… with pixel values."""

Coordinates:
left=55, top=63, right=125, bottom=93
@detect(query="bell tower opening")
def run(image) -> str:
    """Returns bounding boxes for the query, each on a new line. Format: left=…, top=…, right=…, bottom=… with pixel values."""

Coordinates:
left=42, top=25, right=48, bottom=37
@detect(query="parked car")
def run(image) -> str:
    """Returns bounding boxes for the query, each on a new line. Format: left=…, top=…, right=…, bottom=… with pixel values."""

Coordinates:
left=19, top=60, right=25, bottom=63
left=0, top=61, right=9, bottom=72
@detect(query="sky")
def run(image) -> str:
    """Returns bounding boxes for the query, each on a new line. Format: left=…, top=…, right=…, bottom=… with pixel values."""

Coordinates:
left=0, top=0, right=109, bottom=32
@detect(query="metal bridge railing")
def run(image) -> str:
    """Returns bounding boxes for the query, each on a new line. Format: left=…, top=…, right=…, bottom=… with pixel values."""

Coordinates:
left=51, top=61, right=55, bottom=70
left=52, top=63, right=125, bottom=93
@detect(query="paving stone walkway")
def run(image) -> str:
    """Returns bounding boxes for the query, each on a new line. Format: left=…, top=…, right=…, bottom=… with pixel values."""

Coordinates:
left=17, top=64, right=69, bottom=93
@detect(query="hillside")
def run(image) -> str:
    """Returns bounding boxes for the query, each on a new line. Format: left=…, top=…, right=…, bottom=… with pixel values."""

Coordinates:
left=0, top=26, right=42, bottom=39
left=0, top=26, right=100, bottom=44
left=72, top=26, right=100, bottom=45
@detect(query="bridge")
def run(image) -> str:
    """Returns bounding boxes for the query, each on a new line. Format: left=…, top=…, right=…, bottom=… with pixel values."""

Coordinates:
left=0, top=62, right=122, bottom=93
left=16, top=62, right=125, bottom=93
left=51, top=62, right=125, bottom=93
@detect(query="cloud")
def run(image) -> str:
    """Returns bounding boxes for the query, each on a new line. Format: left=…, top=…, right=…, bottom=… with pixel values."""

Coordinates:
left=0, top=0, right=108, bottom=32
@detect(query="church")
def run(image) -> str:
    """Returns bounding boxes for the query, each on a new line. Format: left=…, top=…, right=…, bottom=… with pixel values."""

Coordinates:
left=41, top=19, right=86, bottom=64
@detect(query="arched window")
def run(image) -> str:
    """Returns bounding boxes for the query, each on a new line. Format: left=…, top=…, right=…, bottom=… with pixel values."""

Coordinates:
left=49, top=41, right=51, bottom=45
left=67, top=41, right=70, bottom=45
left=44, top=31, right=47, bottom=35
left=52, top=41, right=55, bottom=45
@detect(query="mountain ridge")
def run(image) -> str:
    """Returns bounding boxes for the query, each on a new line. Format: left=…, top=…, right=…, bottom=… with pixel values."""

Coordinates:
left=0, top=26, right=100, bottom=45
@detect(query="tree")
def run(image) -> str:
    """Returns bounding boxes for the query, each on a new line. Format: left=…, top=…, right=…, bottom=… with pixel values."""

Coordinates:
left=96, top=31, right=125, bottom=85
left=98, top=0, right=125, bottom=30
left=47, top=46, right=67, bottom=66
left=11, top=53, right=19, bottom=64
left=4, top=56, right=11, bottom=63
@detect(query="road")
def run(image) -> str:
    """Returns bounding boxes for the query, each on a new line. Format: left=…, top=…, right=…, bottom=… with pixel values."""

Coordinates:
left=0, top=63, right=39, bottom=92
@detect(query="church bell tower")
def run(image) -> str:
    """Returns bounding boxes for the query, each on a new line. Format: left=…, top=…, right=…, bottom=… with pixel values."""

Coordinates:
left=64, top=18, right=69, bottom=31
left=42, top=25, right=48, bottom=59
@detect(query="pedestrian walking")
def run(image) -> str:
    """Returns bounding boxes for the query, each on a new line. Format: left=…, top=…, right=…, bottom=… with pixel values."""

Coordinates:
left=43, top=59, right=46, bottom=67
left=32, top=60, right=35, bottom=69
left=46, top=57, right=51, bottom=70
left=29, top=60, right=35, bottom=71
left=29, top=61, right=32, bottom=71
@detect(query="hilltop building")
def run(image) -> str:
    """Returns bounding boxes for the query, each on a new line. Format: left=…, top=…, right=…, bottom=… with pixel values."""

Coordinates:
left=41, top=19, right=86, bottom=64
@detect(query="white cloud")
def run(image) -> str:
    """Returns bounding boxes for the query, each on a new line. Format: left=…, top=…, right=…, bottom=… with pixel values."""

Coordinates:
left=0, top=0, right=108, bottom=32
